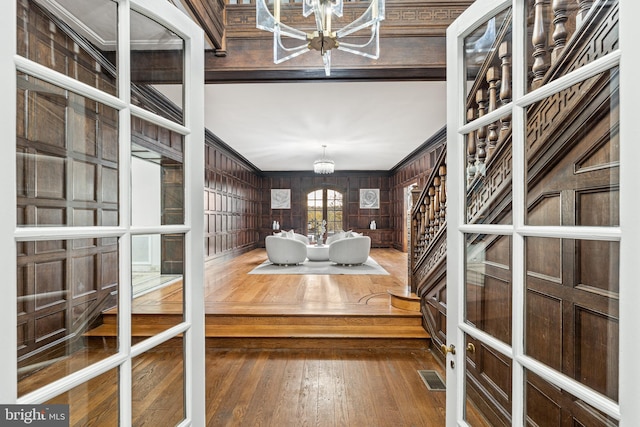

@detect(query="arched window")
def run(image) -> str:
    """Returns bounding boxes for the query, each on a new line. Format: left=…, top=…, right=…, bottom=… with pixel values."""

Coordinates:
left=307, top=189, right=343, bottom=237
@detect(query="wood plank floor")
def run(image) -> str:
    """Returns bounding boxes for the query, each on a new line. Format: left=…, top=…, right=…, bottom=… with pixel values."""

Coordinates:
left=19, top=248, right=491, bottom=426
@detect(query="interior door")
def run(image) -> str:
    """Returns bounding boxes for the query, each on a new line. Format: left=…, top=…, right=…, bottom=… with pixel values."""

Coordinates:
left=445, top=0, right=632, bottom=425
left=3, top=0, right=206, bottom=424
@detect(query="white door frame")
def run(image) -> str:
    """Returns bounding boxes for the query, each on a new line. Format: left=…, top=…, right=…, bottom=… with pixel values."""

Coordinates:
left=445, top=0, right=640, bottom=425
left=0, top=0, right=205, bottom=425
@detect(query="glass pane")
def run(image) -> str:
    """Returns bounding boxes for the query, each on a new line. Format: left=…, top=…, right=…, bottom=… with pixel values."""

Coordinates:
left=525, top=68, right=619, bottom=226
left=17, top=238, right=119, bottom=398
left=525, top=237, right=619, bottom=401
left=45, top=367, right=119, bottom=426
left=465, top=113, right=513, bottom=225
left=130, top=9, right=184, bottom=124
left=17, top=0, right=118, bottom=96
left=307, top=189, right=322, bottom=242
left=525, top=370, right=619, bottom=426
left=525, top=0, right=618, bottom=93
left=16, top=73, right=119, bottom=227
left=132, top=339, right=185, bottom=425
left=464, top=338, right=512, bottom=426
left=464, top=8, right=512, bottom=124
left=326, top=189, right=343, bottom=234
left=465, top=233, right=512, bottom=345
left=131, top=118, right=184, bottom=227
left=131, top=234, right=184, bottom=343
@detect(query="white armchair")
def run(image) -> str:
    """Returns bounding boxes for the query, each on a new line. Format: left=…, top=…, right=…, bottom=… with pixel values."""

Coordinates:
left=265, top=235, right=307, bottom=265
left=328, top=236, right=371, bottom=265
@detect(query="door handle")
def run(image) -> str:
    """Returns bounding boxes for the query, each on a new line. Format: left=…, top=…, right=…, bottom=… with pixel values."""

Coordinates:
left=441, top=344, right=456, bottom=355
left=466, top=343, right=476, bottom=354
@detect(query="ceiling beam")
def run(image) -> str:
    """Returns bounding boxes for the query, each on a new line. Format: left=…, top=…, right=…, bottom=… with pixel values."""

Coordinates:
left=137, top=0, right=473, bottom=83
left=206, top=0, right=472, bottom=82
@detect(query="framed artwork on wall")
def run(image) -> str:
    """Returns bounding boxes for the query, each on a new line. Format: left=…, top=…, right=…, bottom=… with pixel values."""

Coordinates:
left=271, top=189, right=291, bottom=209
left=359, top=188, right=380, bottom=209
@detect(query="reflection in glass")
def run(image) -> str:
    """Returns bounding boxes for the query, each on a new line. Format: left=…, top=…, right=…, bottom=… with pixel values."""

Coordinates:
left=464, top=8, right=512, bottom=121
left=131, top=118, right=184, bottom=227
left=525, top=0, right=618, bottom=93
left=130, top=9, right=184, bottom=124
left=16, top=73, right=119, bottom=227
left=465, top=113, right=512, bottom=225
left=464, top=338, right=512, bottom=426
left=132, top=339, right=185, bottom=426
left=17, top=238, right=119, bottom=398
left=465, top=234, right=512, bottom=345
left=45, top=367, right=119, bottom=426
left=131, top=234, right=184, bottom=343
left=525, top=69, right=619, bottom=226
left=525, top=237, right=619, bottom=401
left=525, top=370, right=619, bottom=426
left=17, top=0, right=118, bottom=96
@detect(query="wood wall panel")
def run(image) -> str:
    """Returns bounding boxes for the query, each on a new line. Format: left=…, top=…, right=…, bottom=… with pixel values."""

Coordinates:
left=576, top=307, right=619, bottom=399
left=260, top=172, right=394, bottom=247
left=526, top=290, right=563, bottom=370
left=390, top=128, right=446, bottom=251
left=204, top=138, right=262, bottom=262
left=526, top=237, right=561, bottom=279
left=525, top=379, right=562, bottom=426
left=525, top=370, right=619, bottom=427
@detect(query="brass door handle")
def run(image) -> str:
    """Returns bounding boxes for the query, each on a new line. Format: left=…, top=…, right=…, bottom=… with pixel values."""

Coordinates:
left=441, top=344, right=456, bottom=355
left=466, top=343, right=475, bottom=354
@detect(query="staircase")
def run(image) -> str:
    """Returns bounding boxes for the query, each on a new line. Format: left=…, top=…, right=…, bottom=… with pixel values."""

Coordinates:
left=85, top=297, right=430, bottom=350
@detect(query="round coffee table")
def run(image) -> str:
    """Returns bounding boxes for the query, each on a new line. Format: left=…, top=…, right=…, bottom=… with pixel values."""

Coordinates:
left=306, top=244, right=330, bottom=261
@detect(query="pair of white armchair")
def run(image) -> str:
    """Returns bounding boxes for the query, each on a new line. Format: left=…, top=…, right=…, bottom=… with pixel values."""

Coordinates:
left=265, top=230, right=371, bottom=266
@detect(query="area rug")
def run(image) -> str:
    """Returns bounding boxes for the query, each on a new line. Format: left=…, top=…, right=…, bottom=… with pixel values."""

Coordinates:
left=248, top=257, right=389, bottom=275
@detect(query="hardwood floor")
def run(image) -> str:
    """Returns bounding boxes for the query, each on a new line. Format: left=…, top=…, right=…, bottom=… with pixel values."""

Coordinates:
left=18, top=248, right=469, bottom=426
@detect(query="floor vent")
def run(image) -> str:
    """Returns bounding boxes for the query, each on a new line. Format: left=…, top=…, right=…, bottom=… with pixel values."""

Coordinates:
left=418, top=370, right=446, bottom=391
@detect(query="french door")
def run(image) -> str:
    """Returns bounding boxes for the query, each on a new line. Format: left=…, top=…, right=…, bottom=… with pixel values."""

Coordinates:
left=445, top=0, right=640, bottom=425
left=1, top=0, right=205, bottom=425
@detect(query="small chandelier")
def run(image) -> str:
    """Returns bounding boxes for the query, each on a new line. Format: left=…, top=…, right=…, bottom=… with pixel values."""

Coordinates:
left=314, top=145, right=335, bottom=174
left=256, top=0, right=385, bottom=76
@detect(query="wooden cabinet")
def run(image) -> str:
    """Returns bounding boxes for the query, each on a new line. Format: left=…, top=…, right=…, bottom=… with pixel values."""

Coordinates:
left=354, top=229, right=393, bottom=248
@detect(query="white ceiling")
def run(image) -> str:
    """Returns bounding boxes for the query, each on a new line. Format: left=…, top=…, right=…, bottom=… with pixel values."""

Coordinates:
left=159, top=81, right=447, bottom=172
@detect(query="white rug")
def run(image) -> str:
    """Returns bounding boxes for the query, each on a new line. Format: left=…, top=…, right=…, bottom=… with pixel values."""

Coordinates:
left=248, top=257, right=389, bottom=275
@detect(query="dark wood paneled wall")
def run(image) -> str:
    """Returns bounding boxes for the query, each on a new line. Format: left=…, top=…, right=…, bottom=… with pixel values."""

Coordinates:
left=204, top=134, right=263, bottom=262
left=206, top=136, right=449, bottom=255
left=259, top=172, right=392, bottom=247
left=390, top=128, right=446, bottom=251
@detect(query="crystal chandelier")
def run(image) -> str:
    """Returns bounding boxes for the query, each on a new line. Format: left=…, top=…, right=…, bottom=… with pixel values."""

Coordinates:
left=313, top=145, right=335, bottom=174
left=256, top=0, right=385, bottom=76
